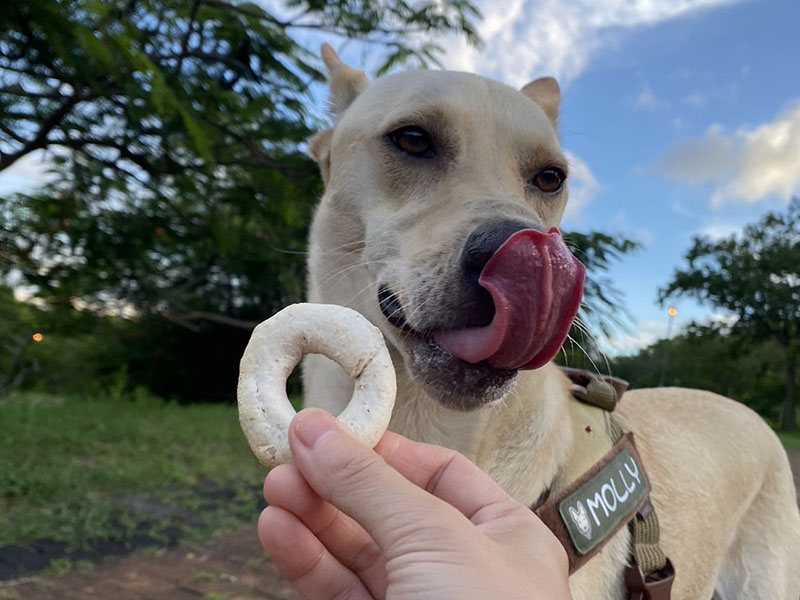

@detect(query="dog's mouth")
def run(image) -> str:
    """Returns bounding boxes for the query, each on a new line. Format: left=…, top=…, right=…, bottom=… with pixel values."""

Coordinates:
left=377, top=287, right=517, bottom=411
left=378, top=228, right=585, bottom=411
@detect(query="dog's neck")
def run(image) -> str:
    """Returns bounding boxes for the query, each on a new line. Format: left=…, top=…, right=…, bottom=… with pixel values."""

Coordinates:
left=388, top=363, right=574, bottom=505
left=387, top=367, right=493, bottom=459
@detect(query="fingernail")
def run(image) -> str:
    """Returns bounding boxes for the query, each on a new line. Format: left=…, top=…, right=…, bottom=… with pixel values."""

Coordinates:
left=294, top=409, right=338, bottom=448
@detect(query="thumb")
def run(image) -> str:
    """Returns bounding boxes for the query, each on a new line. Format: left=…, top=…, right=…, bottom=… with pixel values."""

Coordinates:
left=288, top=408, right=448, bottom=548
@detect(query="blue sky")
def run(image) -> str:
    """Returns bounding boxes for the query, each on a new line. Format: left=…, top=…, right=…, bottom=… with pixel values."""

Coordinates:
left=434, top=0, right=800, bottom=353
left=2, top=0, right=798, bottom=355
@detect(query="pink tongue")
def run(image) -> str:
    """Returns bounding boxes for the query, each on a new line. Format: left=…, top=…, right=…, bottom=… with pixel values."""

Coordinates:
left=434, top=228, right=586, bottom=370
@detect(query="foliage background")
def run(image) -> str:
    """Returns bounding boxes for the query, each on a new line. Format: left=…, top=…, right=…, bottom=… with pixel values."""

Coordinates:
left=0, top=0, right=796, bottom=429
left=0, top=0, right=481, bottom=401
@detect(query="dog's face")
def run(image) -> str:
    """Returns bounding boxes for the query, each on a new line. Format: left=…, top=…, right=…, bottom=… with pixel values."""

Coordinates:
left=309, top=47, right=582, bottom=411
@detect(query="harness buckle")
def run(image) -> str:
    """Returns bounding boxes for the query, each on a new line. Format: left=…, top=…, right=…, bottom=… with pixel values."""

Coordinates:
left=625, top=558, right=675, bottom=600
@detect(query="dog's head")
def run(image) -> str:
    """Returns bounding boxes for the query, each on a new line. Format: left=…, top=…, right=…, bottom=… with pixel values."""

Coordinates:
left=308, top=45, right=584, bottom=411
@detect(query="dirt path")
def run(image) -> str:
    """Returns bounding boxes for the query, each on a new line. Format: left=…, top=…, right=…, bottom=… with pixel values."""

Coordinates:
left=4, top=449, right=800, bottom=600
left=2, top=526, right=298, bottom=600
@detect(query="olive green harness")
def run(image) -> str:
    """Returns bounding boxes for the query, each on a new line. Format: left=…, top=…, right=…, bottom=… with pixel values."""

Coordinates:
left=533, top=368, right=675, bottom=600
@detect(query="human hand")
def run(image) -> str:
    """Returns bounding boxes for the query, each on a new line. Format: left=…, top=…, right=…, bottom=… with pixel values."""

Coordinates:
left=258, top=408, right=571, bottom=600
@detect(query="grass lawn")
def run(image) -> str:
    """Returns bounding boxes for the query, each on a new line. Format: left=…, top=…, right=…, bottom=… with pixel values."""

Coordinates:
left=0, top=391, right=269, bottom=553
left=777, top=429, right=800, bottom=453
left=2, top=387, right=796, bottom=577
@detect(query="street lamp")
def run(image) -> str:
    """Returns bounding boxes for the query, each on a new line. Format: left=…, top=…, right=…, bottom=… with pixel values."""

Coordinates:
left=658, top=307, right=677, bottom=386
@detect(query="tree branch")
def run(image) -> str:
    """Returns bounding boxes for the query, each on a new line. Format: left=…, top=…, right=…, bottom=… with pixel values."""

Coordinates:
left=0, top=121, right=27, bottom=144
left=175, top=0, right=201, bottom=76
left=171, top=309, right=258, bottom=330
left=0, top=91, right=85, bottom=172
left=150, top=50, right=256, bottom=77
left=201, top=0, right=287, bottom=27
left=0, top=85, right=62, bottom=100
left=198, top=116, right=308, bottom=174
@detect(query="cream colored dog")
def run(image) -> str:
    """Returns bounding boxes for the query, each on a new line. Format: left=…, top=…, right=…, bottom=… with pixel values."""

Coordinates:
left=302, top=45, right=800, bottom=599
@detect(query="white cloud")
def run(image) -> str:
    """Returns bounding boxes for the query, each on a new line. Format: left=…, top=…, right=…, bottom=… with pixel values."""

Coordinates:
left=679, top=80, right=738, bottom=109
left=440, top=0, right=742, bottom=86
left=669, top=199, right=695, bottom=218
left=562, top=151, right=598, bottom=223
left=658, top=102, right=800, bottom=206
left=634, top=83, right=661, bottom=112
left=604, top=319, right=665, bottom=356
left=608, top=211, right=655, bottom=247
left=698, top=222, right=741, bottom=240
left=682, top=91, right=709, bottom=108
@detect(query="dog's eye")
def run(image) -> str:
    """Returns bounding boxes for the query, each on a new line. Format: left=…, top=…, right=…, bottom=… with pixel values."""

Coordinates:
left=531, top=168, right=565, bottom=194
left=389, top=127, right=435, bottom=158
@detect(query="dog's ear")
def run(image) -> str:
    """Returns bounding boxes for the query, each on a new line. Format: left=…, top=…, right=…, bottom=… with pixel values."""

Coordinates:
left=321, top=43, right=370, bottom=117
left=309, top=128, right=333, bottom=183
left=520, top=77, right=560, bottom=126
left=309, top=46, right=367, bottom=183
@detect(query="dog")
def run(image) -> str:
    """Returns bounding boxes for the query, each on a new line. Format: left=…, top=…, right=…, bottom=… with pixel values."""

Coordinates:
left=301, top=44, right=800, bottom=599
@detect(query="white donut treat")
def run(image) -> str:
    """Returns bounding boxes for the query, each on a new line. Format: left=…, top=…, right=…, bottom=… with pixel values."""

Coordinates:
left=238, top=303, right=397, bottom=467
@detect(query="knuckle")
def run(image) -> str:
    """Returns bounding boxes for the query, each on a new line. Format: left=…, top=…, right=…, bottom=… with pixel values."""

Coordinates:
left=423, top=450, right=461, bottom=496
left=329, top=579, right=363, bottom=600
left=348, top=538, right=383, bottom=575
left=290, top=548, right=325, bottom=583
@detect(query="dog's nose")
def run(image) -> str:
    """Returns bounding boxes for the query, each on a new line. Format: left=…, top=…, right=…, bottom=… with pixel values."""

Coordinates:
left=457, top=220, right=540, bottom=328
left=462, top=220, right=537, bottom=282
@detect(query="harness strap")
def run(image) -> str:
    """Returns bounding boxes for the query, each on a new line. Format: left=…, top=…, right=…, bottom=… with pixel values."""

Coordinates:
left=535, top=432, right=651, bottom=574
left=631, top=504, right=666, bottom=574
left=540, top=368, right=675, bottom=599
left=561, top=366, right=629, bottom=411
left=626, top=505, right=675, bottom=599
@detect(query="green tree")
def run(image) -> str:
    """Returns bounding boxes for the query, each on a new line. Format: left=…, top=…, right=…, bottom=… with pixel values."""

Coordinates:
left=660, top=198, right=800, bottom=430
left=612, top=322, right=785, bottom=420
left=558, top=231, right=641, bottom=372
left=0, top=0, right=480, bottom=329
left=0, top=0, right=481, bottom=401
left=0, top=0, right=641, bottom=401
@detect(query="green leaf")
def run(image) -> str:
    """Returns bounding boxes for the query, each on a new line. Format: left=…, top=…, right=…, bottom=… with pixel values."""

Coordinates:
left=76, top=27, right=114, bottom=68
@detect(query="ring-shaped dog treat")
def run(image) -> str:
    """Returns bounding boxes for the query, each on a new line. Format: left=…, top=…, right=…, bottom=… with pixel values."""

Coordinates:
left=238, top=303, right=397, bottom=468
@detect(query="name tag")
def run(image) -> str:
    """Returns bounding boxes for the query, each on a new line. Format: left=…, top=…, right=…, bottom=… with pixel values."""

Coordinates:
left=557, top=446, right=649, bottom=555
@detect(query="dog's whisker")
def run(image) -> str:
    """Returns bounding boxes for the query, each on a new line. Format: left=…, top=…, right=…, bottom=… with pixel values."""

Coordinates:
left=320, top=239, right=370, bottom=254
left=572, top=319, right=598, bottom=343
left=405, top=297, right=436, bottom=329
left=387, top=304, right=409, bottom=326
left=571, top=316, right=615, bottom=376
left=266, top=246, right=310, bottom=256
left=318, top=260, right=388, bottom=287
left=569, top=325, right=607, bottom=377
left=267, top=237, right=370, bottom=256
left=342, top=279, right=381, bottom=308
left=559, top=345, right=570, bottom=368
left=566, top=334, right=604, bottom=376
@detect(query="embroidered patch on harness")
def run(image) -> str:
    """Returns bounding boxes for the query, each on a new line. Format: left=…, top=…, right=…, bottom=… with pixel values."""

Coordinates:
left=558, top=446, right=649, bottom=555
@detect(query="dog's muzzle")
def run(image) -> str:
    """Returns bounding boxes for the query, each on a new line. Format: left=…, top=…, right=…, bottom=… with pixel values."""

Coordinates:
left=435, top=221, right=586, bottom=370
left=377, top=286, right=411, bottom=331
left=374, top=219, right=585, bottom=410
